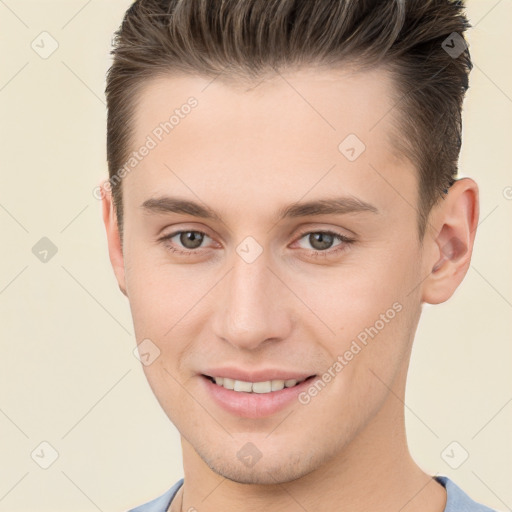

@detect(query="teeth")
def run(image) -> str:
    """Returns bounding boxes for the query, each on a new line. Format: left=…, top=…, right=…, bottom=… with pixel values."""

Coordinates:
left=209, top=376, right=306, bottom=394
left=271, top=379, right=285, bottom=391
left=222, top=377, right=234, bottom=390
left=234, top=380, right=253, bottom=392
left=252, top=381, right=272, bottom=393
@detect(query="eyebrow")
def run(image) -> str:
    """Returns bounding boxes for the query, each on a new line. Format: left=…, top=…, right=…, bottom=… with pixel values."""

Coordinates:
left=140, top=195, right=379, bottom=222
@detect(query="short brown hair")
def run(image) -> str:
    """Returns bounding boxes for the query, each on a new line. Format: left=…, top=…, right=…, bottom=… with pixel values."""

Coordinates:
left=105, top=0, right=472, bottom=242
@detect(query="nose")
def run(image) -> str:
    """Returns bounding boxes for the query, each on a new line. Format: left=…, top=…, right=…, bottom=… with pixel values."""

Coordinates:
left=211, top=251, right=293, bottom=351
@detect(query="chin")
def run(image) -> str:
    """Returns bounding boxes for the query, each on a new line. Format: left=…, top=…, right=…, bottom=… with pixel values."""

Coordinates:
left=200, top=444, right=323, bottom=486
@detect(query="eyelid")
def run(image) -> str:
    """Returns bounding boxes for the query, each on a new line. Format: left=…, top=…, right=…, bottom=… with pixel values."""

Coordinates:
left=159, top=226, right=355, bottom=257
left=158, top=223, right=218, bottom=243
left=290, top=228, right=354, bottom=253
left=293, top=225, right=353, bottom=238
left=159, top=229, right=215, bottom=248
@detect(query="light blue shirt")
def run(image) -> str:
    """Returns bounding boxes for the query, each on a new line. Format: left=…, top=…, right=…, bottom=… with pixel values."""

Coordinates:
left=127, top=475, right=499, bottom=512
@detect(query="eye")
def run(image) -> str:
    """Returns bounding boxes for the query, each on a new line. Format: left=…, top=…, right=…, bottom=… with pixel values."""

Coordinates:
left=158, top=228, right=355, bottom=258
left=293, top=230, right=354, bottom=257
left=159, top=230, right=212, bottom=255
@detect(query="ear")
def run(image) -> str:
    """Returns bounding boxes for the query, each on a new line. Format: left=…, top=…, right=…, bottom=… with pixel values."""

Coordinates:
left=101, top=181, right=128, bottom=297
left=421, top=178, right=479, bottom=304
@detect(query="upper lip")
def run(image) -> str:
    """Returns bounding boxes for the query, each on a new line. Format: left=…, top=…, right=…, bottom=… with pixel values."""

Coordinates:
left=201, top=367, right=316, bottom=382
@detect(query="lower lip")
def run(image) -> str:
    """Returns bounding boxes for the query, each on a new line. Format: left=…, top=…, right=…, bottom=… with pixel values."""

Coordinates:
left=200, top=375, right=316, bottom=418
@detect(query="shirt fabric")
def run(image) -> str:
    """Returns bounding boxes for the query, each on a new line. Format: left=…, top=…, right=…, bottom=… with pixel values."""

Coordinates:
left=127, top=475, right=498, bottom=512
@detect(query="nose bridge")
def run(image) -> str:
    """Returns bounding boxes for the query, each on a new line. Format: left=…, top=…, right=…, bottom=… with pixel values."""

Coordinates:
left=212, top=251, right=291, bottom=350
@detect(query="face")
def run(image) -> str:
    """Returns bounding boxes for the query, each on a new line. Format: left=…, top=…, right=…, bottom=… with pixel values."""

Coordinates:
left=108, top=66, right=434, bottom=484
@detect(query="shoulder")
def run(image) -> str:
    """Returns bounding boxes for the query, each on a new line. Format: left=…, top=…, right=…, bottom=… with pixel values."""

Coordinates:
left=127, top=478, right=184, bottom=512
left=436, top=476, right=500, bottom=512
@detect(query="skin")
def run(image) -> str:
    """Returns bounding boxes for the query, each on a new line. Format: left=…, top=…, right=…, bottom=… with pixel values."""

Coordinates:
left=102, top=66, right=478, bottom=512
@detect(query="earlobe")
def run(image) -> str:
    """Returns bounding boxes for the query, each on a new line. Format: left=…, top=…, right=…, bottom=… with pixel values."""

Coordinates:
left=421, top=178, right=479, bottom=305
left=101, top=181, right=128, bottom=297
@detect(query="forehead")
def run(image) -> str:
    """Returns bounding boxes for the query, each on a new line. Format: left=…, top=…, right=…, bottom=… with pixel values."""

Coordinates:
left=132, top=65, right=400, bottom=150
left=123, top=66, right=415, bottom=223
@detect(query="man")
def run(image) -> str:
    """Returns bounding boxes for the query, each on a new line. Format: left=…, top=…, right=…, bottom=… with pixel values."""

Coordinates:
left=100, top=1, right=497, bottom=511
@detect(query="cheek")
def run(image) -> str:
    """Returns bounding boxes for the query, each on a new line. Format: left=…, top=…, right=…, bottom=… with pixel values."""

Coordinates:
left=127, top=278, right=173, bottom=340
left=291, top=246, right=418, bottom=333
left=288, top=240, right=421, bottom=383
left=124, top=245, right=193, bottom=337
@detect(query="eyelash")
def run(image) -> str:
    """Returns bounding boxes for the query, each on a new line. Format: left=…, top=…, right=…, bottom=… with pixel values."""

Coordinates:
left=158, top=229, right=355, bottom=259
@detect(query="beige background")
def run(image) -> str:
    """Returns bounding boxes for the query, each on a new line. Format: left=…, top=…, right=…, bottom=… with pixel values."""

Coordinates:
left=0, top=1, right=510, bottom=511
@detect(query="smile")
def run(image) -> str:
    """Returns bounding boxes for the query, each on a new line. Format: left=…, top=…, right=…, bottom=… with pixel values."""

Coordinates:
left=202, top=374, right=316, bottom=394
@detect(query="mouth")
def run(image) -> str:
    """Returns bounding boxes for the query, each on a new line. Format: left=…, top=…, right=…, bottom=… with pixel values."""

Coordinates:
left=201, top=374, right=317, bottom=394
